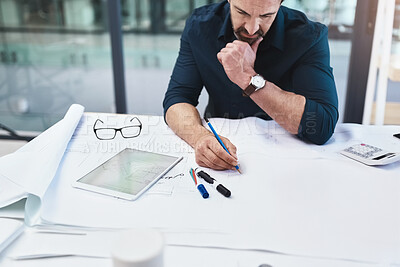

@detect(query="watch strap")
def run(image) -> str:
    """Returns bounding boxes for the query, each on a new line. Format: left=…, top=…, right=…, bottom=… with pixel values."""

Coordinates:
left=243, top=84, right=256, bottom=97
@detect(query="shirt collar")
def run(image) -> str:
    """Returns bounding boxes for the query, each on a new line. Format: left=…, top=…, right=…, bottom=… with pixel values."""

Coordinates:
left=218, top=5, right=285, bottom=52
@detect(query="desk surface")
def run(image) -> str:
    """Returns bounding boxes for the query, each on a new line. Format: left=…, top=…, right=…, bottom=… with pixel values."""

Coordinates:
left=0, top=140, right=26, bottom=157
left=0, top=114, right=400, bottom=266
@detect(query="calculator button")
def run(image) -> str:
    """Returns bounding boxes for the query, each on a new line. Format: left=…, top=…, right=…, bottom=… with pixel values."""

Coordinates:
left=344, top=144, right=383, bottom=159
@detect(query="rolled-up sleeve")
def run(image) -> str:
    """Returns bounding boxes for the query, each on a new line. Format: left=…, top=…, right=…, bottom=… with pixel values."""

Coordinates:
left=293, top=28, right=339, bottom=145
left=162, top=18, right=204, bottom=121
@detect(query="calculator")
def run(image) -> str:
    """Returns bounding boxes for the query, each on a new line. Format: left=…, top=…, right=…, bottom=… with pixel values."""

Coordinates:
left=340, top=143, right=400, bottom=166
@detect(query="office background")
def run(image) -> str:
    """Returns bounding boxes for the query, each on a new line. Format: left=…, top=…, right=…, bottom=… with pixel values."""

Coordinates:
left=0, top=0, right=399, bottom=133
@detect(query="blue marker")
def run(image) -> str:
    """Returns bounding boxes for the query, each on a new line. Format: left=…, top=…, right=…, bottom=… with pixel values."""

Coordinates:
left=205, top=118, right=241, bottom=173
left=189, top=168, right=209, bottom=199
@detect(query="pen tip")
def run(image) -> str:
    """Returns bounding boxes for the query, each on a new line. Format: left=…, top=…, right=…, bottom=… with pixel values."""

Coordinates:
left=204, top=117, right=209, bottom=123
left=236, top=168, right=241, bottom=174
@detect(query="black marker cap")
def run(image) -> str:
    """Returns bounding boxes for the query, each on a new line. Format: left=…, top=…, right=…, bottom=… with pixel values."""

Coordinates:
left=197, top=171, right=214, bottom=184
left=216, top=184, right=231, bottom=197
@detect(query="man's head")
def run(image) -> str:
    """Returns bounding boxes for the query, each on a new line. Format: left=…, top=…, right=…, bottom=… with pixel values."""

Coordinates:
left=228, top=0, right=282, bottom=45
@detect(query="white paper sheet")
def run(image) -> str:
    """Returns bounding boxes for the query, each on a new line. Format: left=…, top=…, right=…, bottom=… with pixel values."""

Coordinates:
left=0, top=104, right=85, bottom=225
left=39, top=117, right=400, bottom=264
left=6, top=229, right=112, bottom=259
left=0, top=199, right=26, bottom=219
left=1, top=230, right=385, bottom=267
left=0, top=218, right=24, bottom=254
left=0, top=227, right=385, bottom=267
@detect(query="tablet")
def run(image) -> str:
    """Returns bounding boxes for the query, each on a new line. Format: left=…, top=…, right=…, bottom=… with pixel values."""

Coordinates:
left=73, top=148, right=182, bottom=200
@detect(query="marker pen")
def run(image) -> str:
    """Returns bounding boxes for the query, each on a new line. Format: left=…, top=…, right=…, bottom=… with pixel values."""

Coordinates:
left=189, top=168, right=209, bottom=199
left=197, top=170, right=231, bottom=198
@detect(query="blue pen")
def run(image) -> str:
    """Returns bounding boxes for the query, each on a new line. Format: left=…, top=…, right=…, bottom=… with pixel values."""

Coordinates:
left=204, top=118, right=241, bottom=173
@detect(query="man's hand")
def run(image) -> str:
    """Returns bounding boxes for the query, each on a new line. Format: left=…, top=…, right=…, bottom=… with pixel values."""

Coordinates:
left=165, top=103, right=240, bottom=171
left=194, top=133, right=238, bottom=170
left=217, top=38, right=263, bottom=89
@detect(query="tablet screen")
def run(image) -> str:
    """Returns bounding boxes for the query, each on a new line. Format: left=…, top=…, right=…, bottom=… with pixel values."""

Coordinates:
left=75, top=148, right=181, bottom=199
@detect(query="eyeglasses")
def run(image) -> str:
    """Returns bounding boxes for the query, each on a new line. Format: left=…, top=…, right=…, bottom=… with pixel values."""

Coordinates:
left=93, top=117, right=142, bottom=140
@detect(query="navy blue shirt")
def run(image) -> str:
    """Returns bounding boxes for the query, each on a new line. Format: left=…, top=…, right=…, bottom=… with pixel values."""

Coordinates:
left=163, top=1, right=338, bottom=145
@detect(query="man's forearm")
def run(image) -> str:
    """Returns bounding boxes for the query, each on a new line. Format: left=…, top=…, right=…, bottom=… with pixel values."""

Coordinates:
left=217, top=39, right=306, bottom=135
left=250, top=81, right=306, bottom=134
left=165, top=103, right=211, bottom=147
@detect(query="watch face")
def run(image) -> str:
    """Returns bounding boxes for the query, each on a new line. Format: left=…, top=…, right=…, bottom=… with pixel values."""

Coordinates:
left=252, top=75, right=265, bottom=89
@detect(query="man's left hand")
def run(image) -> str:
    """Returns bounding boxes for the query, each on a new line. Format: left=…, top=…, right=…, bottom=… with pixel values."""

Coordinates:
left=217, top=37, right=263, bottom=89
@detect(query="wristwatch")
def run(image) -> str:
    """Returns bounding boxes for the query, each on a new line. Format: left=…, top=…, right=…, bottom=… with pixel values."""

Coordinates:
left=243, top=74, right=266, bottom=97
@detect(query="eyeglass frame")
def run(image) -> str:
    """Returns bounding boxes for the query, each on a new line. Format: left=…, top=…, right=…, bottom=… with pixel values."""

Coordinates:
left=93, top=117, right=142, bottom=140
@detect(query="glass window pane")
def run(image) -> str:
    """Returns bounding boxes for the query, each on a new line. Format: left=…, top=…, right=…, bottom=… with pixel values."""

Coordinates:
left=123, top=0, right=218, bottom=117
left=0, top=0, right=115, bottom=132
left=283, top=0, right=356, bottom=122
left=121, top=0, right=151, bottom=31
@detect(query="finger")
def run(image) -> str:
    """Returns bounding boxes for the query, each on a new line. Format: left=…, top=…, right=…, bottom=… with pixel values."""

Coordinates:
left=197, top=155, right=226, bottom=170
left=230, top=49, right=242, bottom=62
left=219, top=49, right=240, bottom=65
left=220, top=47, right=241, bottom=60
left=196, top=158, right=221, bottom=170
left=217, top=52, right=223, bottom=64
left=207, top=141, right=238, bottom=167
left=230, top=40, right=247, bottom=53
left=221, top=137, right=237, bottom=159
left=214, top=136, right=237, bottom=158
left=233, top=40, right=245, bottom=45
left=203, top=147, right=236, bottom=170
left=251, top=37, right=263, bottom=53
left=212, top=145, right=238, bottom=167
left=195, top=141, right=229, bottom=170
left=219, top=47, right=232, bottom=54
left=196, top=150, right=227, bottom=170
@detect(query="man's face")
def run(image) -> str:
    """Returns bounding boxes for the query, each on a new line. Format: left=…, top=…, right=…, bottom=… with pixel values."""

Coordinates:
left=228, top=0, right=281, bottom=45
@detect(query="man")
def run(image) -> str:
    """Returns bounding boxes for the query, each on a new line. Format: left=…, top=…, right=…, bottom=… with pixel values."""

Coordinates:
left=163, top=0, right=338, bottom=171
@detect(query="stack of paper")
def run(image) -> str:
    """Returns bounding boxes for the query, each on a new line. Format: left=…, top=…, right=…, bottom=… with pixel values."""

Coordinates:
left=0, top=104, right=85, bottom=225
left=0, top=218, right=24, bottom=254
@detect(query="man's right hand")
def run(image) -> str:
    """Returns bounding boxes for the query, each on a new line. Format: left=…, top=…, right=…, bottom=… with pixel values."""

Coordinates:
left=194, top=133, right=238, bottom=170
left=165, top=103, right=238, bottom=171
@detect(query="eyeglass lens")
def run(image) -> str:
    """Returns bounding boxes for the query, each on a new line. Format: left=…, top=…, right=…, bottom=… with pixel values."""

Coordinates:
left=120, top=126, right=141, bottom=138
left=95, top=128, right=116, bottom=140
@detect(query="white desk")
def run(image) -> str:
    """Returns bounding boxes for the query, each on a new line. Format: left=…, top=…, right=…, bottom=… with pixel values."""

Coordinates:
left=0, top=140, right=26, bottom=157
left=0, top=113, right=399, bottom=266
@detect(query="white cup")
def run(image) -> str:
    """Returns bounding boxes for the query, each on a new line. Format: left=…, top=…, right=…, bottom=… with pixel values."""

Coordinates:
left=112, top=228, right=164, bottom=267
